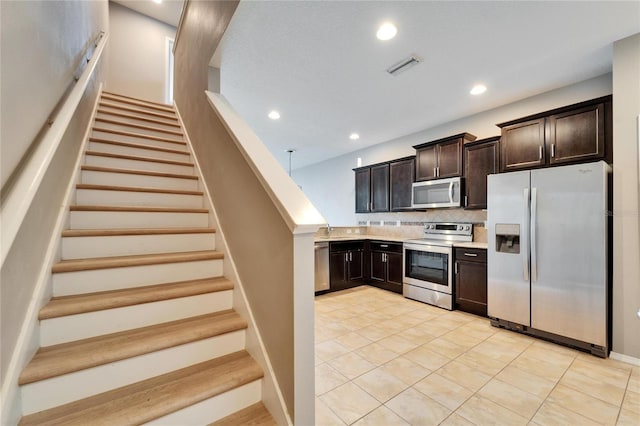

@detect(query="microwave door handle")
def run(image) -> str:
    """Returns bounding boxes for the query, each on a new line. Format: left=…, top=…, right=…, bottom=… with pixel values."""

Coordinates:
left=523, top=188, right=530, bottom=282
left=448, top=181, right=454, bottom=204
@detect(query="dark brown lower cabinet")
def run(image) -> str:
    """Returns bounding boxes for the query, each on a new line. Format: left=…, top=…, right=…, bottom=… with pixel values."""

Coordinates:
left=329, top=241, right=365, bottom=291
left=368, top=241, right=403, bottom=294
left=454, top=247, right=487, bottom=317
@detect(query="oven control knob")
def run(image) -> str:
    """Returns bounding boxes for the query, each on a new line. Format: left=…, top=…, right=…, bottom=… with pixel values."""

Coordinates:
left=457, top=225, right=463, bottom=231
left=465, top=225, right=470, bottom=231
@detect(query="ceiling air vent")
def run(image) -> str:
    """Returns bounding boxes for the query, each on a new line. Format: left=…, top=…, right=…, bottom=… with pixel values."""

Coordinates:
left=386, top=55, right=422, bottom=76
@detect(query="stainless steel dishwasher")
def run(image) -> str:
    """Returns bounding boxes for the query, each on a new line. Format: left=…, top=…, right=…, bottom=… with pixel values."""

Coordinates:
left=314, top=242, right=330, bottom=292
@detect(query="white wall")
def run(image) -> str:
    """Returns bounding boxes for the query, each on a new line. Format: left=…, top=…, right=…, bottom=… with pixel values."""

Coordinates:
left=208, top=66, right=221, bottom=93
left=294, top=74, right=612, bottom=226
left=0, top=1, right=108, bottom=423
left=0, top=0, right=108, bottom=189
left=106, top=1, right=175, bottom=103
left=612, top=33, right=640, bottom=359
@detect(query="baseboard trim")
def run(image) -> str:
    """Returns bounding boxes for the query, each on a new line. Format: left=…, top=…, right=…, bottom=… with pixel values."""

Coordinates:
left=610, top=351, right=640, bottom=366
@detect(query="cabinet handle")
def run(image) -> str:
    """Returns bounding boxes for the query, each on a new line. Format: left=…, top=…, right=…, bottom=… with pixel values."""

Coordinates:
left=539, top=145, right=543, bottom=160
left=345, top=253, right=348, bottom=263
left=455, top=261, right=458, bottom=274
left=350, top=252, right=353, bottom=262
left=437, top=166, right=440, bottom=177
left=380, top=244, right=389, bottom=248
left=433, top=167, right=437, bottom=177
left=463, top=253, right=478, bottom=257
left=384, top=253, right=388, bottom=262
left=551, top=143, right=556, bottom=158
left=465, top=195, right=468, bottom=207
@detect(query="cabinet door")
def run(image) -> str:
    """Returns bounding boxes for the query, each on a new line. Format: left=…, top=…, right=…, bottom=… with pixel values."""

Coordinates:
left=547, top=103, right=605, bottom=165
left=329, top=252, right=347, bottom=289
left=455, top=260, right=487, bottom=317
left=370, top=164, right=389, bottom=212
left=464, top=140, right=499, bottom=209
left=416, top=145, right=438, bottom=181
left=386, top=252, right=403, bottom=287
left=354, top=168, right=371, bottom=213
left=390, top=158, right=415, bottom=211
left=370, top=251, right=386, bottom=282
left=437, top=138, right=463, bottom=178
left=348, top=250, right=364, bottom=282
left=500, top=118, right=545, bottom=172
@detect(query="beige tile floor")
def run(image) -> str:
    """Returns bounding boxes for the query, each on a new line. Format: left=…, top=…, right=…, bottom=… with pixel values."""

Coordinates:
left=315, top=286, right=640, bottom=426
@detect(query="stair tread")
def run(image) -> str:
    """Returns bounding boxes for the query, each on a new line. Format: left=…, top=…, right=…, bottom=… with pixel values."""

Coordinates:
left=69, top=205, right=207, bottom=213
left=85, top=150, right=194, bottom=166
left=102, top=91, right=174, bottom=107
left=76, top=183, right=203, bottom=196
left=19, top=351, right=262, bottom=425
left=101, top=93, right=175, bottom=113
left=210, top=402, right=277, bottom=426
left=52, top=250, right=222, bottom=273
left=99, top=101, right=178, bottom=121
left=19, top=310, right=247, bottom=385
left=81, top=165, right=198, bottom=180
left=92, top=127, right=185, bottom=145
left=89, top=137, right=190, bottom=155
left=40, top=277, right=233, bottom=319
left=61, top=227, right=215, bottom=237
left=97, top=108, right=182, bottom=128
left=94, top=117, right=184, bottom=137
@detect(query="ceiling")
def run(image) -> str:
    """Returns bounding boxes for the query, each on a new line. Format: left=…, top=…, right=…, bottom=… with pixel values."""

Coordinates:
left=212, top=1, right=640, bottom=171
left=111, top=0, right=184, bottom=28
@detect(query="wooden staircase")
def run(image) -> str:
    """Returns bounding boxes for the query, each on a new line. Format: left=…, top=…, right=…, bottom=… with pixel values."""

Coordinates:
left=18, top=91, right=277, bottom=425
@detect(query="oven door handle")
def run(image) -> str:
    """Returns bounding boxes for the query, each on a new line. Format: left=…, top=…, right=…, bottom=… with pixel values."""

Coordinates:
left=448, top=181, right=454, bottom=204
left=403, top=242, right=452, bottom=255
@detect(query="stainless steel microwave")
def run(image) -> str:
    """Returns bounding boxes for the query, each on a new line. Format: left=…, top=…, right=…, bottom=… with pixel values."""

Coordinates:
left=411, top=177, right=462, bottom=209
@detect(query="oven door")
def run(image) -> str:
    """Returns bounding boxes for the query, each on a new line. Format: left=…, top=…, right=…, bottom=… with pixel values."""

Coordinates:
left=403, top=242, right=452, bottom=294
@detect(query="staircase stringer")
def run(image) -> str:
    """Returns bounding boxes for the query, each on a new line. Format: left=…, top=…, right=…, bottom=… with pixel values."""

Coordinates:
left=175, top=104, right=292, bottom=426
left=0, top=84, right=105, bottom=426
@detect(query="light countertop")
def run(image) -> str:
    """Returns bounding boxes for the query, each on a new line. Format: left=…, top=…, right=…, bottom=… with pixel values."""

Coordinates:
left=315, top=235, right=488, bottom=248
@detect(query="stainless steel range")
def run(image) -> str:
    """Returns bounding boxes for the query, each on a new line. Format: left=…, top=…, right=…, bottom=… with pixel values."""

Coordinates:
left=403, top=222, right=473, bottom=310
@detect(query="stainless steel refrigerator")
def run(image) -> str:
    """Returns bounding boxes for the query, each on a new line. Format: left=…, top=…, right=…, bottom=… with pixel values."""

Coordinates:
left=487, top=161, right=610, bottom=357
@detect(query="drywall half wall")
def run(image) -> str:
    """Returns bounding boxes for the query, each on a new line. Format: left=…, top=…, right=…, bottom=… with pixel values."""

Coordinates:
left=294, top=73, right=613, bottom=226
left=0, top=0, right=108, bottom=189
left=106, top=1, right=175, bottom=103
left=612, top=33, right=640, bottom=359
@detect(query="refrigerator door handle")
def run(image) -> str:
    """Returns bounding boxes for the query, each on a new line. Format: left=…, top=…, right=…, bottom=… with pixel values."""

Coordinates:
left=523, top=188, right=530, bottom=282
left=531, top=187, right=538, bottom=282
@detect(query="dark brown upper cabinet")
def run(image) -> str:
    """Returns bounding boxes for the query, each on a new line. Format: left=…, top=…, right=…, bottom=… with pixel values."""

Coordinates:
left=389, top=156, right=415, bottom=211
left=464, top=136, right=500, bottom=210
left=498, top=96, right=611, bottom=172
left=354, top=168, right=371, bottom=213
left=414, top=133, right=477, bottom=181
left=370, top=163, right=390, bottom=212
left=354, top=163, right=389, bottom=213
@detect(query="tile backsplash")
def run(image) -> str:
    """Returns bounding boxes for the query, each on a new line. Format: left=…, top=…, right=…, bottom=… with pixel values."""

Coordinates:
left=356, top=209, right=487, bottom=227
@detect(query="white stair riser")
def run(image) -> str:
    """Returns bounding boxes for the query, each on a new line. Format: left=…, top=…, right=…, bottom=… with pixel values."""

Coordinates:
left=96, top=111, right=181, bottom=132
left=40, top=290, right=233, bottom=346
left=21, top=330, right=246, bottom=415
left=69, top=210, right=208, bottom=230
left=91, top=129, right=184, bottom=149
left=88, top=141, right=190, bottom=162
left=53, top=259, right=223, bottom=296
left=100, top=97, right=175, bottom=115
left=85, top=154, right=194, bottom=175
left=76, top=188, right=203, bottom=209
left=81, top=170, right=199, bottom=191
left=94, top=121, right=184, bottom=140
left=62, top=233, right=215, bottom=259
left=146, top=380, right=262, bottom=425
left=98, top=105, right=178, bottom=125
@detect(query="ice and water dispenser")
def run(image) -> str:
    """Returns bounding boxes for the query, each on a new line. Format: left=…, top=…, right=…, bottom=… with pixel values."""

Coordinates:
left=495, top=224, right=520, bottom=254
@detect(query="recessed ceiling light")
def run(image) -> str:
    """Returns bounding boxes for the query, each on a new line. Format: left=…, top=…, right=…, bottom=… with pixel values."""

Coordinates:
left=268, top=110, right=281, bottom=120
left=349, top=133, right=360, bottom=140
left=470, top=84, right=487, bottom=95
left=376, top=22, right=397, bottom=41
left=152, top=0, right=162, bottom=4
